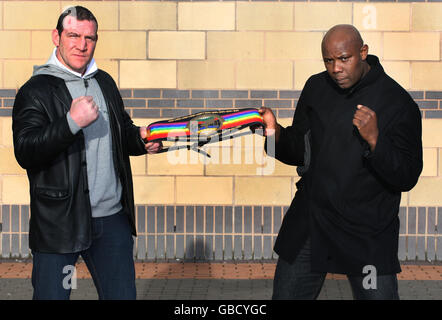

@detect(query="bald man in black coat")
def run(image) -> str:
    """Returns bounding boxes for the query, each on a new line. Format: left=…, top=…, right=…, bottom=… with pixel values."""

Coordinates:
left=259, top=24, right=422, bottom=300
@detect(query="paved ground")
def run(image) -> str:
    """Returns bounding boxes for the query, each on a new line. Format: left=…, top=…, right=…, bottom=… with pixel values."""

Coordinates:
left=0, top=260, right=441, bottom=300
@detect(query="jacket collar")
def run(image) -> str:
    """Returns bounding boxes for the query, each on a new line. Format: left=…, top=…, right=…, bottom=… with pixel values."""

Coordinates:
left=347, top=55, right=384, bottom=96
left=40, top=70, right=103, bottom=112
left=43, top=76, right=73, bottom=112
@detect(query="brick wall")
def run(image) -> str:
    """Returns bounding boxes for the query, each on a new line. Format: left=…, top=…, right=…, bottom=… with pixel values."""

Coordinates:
left=0, top=1, right=441, bottom=261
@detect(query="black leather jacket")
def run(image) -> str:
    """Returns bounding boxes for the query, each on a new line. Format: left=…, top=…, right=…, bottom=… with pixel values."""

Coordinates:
left=12, top=70, right=146, bottom=253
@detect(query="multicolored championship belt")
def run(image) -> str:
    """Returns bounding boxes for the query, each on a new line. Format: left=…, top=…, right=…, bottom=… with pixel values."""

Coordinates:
left=144, top=108, right=264, bottom=157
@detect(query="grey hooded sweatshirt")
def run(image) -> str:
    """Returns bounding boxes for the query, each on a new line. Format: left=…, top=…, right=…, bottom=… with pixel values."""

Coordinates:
left=33, top=49, right=123, bottom=218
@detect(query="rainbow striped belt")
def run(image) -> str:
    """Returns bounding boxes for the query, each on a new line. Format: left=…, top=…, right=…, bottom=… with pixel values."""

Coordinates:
left=144, top=108, right=264, bottom=157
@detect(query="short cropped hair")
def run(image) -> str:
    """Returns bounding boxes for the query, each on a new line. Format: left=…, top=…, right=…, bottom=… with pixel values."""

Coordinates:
left=56, top=6, right=98, bottom=36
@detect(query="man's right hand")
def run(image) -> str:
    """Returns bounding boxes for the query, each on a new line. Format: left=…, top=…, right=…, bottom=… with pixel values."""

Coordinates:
left=70, top=96, right=99, bottom=128
left=258, top=107, right=280, bottom=142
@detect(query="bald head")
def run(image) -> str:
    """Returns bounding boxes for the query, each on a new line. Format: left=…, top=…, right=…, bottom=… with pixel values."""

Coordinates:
left=322, top=24, right=364, bottom=53
left=321, top=24, right=370, bottom=89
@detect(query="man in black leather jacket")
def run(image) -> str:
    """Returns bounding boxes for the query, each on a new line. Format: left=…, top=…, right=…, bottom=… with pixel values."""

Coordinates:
left=12, top=6, right=161, bottom=300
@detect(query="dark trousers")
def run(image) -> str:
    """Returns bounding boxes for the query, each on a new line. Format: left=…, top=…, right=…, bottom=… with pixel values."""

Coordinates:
left=31, top=210, right=136, bottom=300
left=272, top=239, right=399, bottom=300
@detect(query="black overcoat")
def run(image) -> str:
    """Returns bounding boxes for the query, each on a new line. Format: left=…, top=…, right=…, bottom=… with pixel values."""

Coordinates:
left=271, top=55, right=423, bottom=275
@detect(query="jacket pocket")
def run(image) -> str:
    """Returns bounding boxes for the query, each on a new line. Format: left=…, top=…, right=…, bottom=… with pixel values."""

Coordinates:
left=35, top=186, right=69, bottom=200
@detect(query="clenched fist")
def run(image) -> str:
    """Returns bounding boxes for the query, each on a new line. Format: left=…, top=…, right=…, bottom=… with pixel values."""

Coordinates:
left=353, top=104, right=378, bottom=151
left=70, top=96, right=99, bottom=128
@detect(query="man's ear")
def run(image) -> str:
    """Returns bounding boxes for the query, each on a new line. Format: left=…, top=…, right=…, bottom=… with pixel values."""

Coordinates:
left=360, top=44, right=369, bottom=60
left=52, top=29, right=60, bottom=47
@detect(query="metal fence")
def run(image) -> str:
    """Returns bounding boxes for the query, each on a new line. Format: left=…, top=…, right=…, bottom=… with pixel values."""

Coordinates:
left=1, top=205, right=441, bottom=261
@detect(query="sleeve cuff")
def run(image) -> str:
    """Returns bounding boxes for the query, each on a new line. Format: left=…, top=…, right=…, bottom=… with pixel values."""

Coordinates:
left=363, top=135, right=384, bottom=163
left=66, top=112, right=82, bottom=135
left=264, top=125, right=286, bottom=158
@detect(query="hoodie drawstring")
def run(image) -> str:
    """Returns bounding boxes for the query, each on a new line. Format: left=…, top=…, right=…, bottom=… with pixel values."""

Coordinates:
left=84, top=78, right=89, bottom=96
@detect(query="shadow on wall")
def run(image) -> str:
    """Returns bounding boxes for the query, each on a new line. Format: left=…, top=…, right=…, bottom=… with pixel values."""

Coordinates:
left=183, top=236, right=213, bottom=262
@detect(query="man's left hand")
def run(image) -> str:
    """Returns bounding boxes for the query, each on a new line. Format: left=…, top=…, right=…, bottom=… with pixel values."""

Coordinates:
left=353, top=105, right=378, bottom=151
left=140, top=126, right=163, bottom=154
